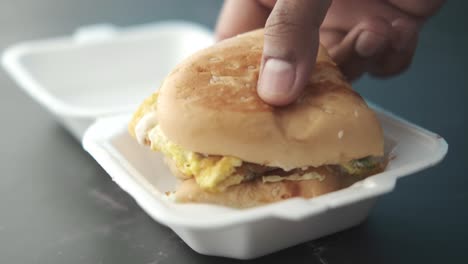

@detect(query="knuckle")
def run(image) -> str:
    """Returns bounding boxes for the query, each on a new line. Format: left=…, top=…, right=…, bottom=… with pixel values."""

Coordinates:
left=264, top=20, right=302, bottom=40
left=390, top=0, right=445, bottom=17
left=358, top=16, right=393, bottom=35
left=264, top=0, right=329, bottom=38
left=263, top=13, right=305, bottom=60
left=265, top=10, right=302, bottom=36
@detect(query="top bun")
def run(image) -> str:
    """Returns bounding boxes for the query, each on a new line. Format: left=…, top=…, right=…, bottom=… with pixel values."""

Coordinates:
left=150, top=29, right=383, bottom=169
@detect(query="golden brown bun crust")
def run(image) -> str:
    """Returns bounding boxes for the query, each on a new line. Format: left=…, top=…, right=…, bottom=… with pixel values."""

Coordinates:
left=173, top=168, right=358, bottom=208
left=133, top=29, right=384, bottom=168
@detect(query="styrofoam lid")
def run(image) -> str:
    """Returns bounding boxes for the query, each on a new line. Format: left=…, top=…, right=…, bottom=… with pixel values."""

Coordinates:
left=2, top=21, right=214, bottom=118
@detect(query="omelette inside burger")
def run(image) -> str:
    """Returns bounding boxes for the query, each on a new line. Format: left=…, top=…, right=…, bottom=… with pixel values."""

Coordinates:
left=128, top=29, right=386, bottom=208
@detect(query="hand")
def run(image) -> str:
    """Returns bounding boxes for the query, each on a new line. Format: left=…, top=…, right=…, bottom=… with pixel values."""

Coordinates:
left=215, top=0, right=445, bottom=106
left=320, top=0, right=445, bottom=80
left=216, top=0, right=331, bottom=106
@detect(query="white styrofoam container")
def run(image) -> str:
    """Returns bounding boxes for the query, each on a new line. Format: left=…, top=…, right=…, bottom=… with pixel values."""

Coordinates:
left=2, top=21, right=448, bottom=259
left=2, top=21, right=214, bottom=140
left=80, top=110, right=446, bottom=259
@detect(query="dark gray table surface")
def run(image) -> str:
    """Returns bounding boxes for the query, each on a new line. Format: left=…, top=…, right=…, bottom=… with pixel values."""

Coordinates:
left=1, top=1, right=466, bottom=263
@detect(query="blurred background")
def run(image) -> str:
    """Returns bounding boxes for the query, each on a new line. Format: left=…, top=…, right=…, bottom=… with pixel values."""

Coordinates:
left=0, top=0, right=466, bottom=263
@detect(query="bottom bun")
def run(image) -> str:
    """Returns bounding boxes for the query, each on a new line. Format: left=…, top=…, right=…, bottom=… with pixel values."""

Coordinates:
left=172, top=171, right=361, bottom=208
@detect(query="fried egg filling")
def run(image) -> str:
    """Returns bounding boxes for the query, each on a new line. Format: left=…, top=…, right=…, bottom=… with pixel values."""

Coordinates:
left=139, top=122, right=384, bottom=192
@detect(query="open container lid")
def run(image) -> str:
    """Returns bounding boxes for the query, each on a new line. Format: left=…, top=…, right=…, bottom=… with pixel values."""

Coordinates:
left=2, top=21, right=214, bottom=139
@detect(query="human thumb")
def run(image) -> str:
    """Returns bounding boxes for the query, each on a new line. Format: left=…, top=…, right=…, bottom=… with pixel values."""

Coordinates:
left=257, top=0, right=330, bottom=106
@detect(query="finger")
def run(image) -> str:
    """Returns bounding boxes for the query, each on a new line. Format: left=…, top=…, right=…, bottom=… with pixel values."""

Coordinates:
left=337, top=52, right=370, bottom=81
left=391, top=17, right=421, bottom=52
left=322, top=0, right=415, bottom=32
left=319, top=27, right=345, bottom=50
left=368, top=32, right=418, bottom=78
left=324, top=17, right=393, bottom=80
left=328, top=17, right=393, bottom=63
left=388, top=0, right=446, bottom=17
left=320, top=29, right=366, bottom=80
left=257, top=0, right=331, bottom=106
left=367, top=17, right=419, bottom=78
left=215, top=0, right=270, bottom=41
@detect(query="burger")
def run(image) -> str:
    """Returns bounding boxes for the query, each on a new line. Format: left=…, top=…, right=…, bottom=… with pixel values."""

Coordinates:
left=128, top=29, right=386, bottom=208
